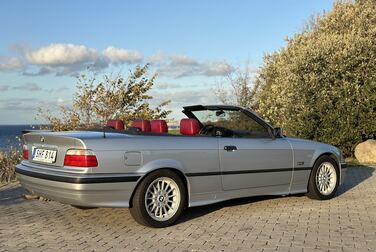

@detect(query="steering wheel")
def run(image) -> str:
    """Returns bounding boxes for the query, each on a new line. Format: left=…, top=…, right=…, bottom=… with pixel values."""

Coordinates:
left=199, top=124, right=216, bottom=135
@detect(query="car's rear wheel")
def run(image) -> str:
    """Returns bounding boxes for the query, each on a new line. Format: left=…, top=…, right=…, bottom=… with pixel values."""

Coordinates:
left=307, top=156, right=339, bottom=200
left=129, top=169, right=186, bottom=228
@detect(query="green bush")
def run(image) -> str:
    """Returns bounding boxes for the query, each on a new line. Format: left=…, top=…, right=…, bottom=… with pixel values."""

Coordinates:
left=0, top=149, right=22, bottom=184
left=254, top=0, right=376, bottom=156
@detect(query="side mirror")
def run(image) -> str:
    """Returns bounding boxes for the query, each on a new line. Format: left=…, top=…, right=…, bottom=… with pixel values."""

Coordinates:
left=216, top=110, right=226, bottom=117
left=267, top=127, right=276, bottom=140
left=274, top=127, right=283, bottom=137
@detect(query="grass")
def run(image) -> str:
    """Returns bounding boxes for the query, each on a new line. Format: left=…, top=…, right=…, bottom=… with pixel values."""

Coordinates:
left=345, top=157, right=362, bottom=167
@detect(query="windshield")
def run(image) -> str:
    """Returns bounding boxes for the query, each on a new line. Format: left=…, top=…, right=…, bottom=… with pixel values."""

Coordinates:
left=192, top=109, right=268, bottom=135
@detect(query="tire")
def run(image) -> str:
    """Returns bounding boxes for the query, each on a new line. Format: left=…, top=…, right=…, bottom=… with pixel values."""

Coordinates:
left=129, top=169, right=186, bottom=228
left=307, top=156, right=339, bottom=200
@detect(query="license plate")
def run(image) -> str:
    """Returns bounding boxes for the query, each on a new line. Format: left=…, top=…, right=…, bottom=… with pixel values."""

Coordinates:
left=32, top=148, right=57, bottom=163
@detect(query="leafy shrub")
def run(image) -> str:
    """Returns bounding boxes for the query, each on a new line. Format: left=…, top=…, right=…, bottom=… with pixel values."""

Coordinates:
left=38, top=64, right=171, bottom=131
left=254, top=0, right=376, bottom=156
left=0, top=148, right=22, bottom=183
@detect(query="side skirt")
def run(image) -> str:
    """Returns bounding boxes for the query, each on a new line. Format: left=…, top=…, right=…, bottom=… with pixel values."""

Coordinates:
left=188, top=184, right=291, bottom=208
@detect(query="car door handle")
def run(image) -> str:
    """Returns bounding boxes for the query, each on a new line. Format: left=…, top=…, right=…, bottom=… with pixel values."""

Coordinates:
left=224, top=145, right=237, bottom=151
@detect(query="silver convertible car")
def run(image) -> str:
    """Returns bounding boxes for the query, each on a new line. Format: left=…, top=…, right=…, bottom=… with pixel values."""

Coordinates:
left=16, top=105, right=347, bottom=227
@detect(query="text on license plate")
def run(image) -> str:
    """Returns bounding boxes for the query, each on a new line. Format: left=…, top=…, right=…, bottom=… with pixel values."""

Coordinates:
left=32, top=148, right=57, bottom=163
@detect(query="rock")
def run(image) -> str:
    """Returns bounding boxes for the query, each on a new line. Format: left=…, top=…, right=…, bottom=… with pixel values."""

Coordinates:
left=355, top=139, right=376, bottom=164
left=23, top=194, right=39, bottom=200
left=23, top=194, right=51, bottom=201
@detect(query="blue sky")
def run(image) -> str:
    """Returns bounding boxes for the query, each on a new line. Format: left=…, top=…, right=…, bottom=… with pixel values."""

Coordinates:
left=0, top=0, right=333, bottom=124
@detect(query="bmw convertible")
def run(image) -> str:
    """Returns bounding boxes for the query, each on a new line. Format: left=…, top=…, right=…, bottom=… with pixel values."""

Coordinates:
left=16, top=105, right=347, bottom=227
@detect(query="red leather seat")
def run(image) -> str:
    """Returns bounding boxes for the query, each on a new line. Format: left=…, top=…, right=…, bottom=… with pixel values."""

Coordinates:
left=151, top=120, right=168, bottom=133
left=106, top=120, right=125, bottom=130
left=132, top=119, right=151, bottom=132
left=180, top=119, right=200, bottom=135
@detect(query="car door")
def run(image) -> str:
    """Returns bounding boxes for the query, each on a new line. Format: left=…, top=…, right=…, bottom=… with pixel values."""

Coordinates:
left=219, top=136, right=293, bottom=191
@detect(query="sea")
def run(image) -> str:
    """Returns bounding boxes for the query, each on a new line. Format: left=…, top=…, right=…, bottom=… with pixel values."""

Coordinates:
left=0, top=125, right=38, bottom=151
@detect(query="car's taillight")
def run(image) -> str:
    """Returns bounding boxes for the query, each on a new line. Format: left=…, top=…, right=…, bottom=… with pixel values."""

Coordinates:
left=64, top=149, right=98, bottom=167
left=23, top=145, right=28, bottom=160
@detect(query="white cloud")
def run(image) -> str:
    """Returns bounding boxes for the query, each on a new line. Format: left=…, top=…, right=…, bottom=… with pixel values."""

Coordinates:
left=0, top=83, right=42, bottom=91
left=201, top=61, right=234, bottom=76
left=46, top=86, right=69, bottom=93
left=157, top=54, right=234, bottom=78
left=0, top=98, right=39, bottom=111
left=22, top=66, right=55, bottom=76
left=169, top=54, right=198, bottom=66
left=0, top=97, right=67, bottom=112
left=173, top=90, right=218, bottom=104
left=0, top=57, right=23, bottom=71
left=150, top=88, right=219, bottom=120
left=26, top=43, right=97, bottom=66
left=23, top=44, right=144, bottom=75
left=103, top=46, right=143, bottom=64
left=0, top=85, right=10, bottom=91
left=148, top=51, right=165, bottom=64
left=12, top=83, right=42, bottom=91
left=156, top=82, right=181, bottom=89
left=152, top=88, right=218, bottom=105
left=1, top=43, right=235, bottom=78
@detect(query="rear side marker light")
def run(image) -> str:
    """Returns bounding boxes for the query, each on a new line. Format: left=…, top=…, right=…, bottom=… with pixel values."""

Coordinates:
left=64, top=149, right=98, bottom=167
left=23, top=145, right=28, bottom=160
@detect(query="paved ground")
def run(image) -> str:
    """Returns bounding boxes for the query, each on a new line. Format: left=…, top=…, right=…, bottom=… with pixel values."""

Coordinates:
left=0, top=166, right=375, bottom=252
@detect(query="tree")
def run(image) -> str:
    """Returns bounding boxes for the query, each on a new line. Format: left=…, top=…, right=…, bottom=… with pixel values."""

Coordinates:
left=215, top=63, right=259, bottom=108
left=39, top=64, right=171, bottom=131
left=253, top=0, right=376, bottom=156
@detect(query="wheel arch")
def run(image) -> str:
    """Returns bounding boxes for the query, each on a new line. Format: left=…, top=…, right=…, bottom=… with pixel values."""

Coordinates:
left=313, top=152, right=340, bottom=168
left=307, top=152, right=341, bottom=192
left=129, top=167, right=190, bottom=208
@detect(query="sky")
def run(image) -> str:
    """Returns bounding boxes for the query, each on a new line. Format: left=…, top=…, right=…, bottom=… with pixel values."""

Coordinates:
left=0, top=0, right=334, bottom=124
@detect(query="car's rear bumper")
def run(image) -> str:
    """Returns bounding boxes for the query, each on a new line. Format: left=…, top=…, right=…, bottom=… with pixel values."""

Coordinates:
left=16, top=164, right=142, bottom=208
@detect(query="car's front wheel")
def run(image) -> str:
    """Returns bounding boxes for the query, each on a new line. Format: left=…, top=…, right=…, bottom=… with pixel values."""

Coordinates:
left=307, top=156, right=339, bottom=200
left=129, top=169, right=186, bottom=228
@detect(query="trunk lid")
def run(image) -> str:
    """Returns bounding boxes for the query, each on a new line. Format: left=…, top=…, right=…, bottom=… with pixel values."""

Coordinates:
left=23, top=131, right=103, bottom=167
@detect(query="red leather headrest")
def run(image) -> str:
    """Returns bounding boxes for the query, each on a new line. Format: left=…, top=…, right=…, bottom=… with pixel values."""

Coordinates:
left=106, top=120, right=125, bottom=130
left=151, top=120, right=168, bottom=133
left=180, top=119, right=200, bottom=135
left=132, top=119, right=151, bottom=132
